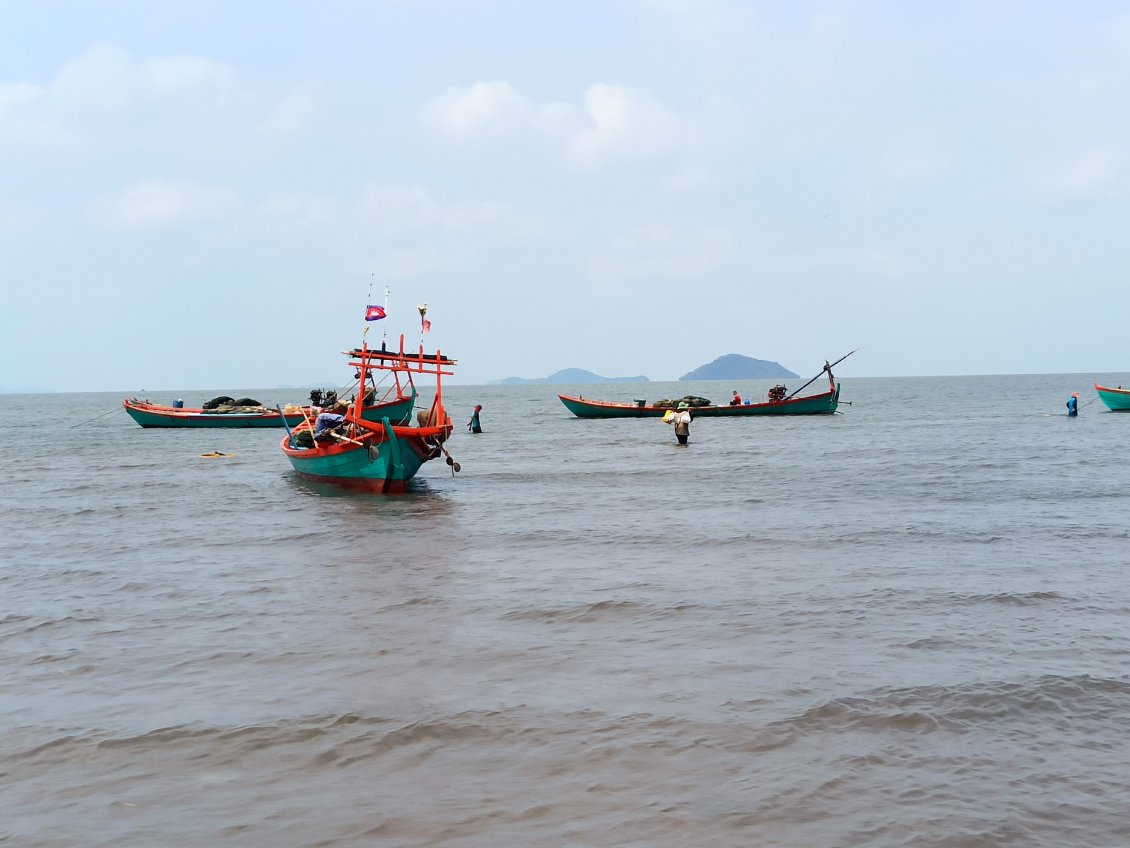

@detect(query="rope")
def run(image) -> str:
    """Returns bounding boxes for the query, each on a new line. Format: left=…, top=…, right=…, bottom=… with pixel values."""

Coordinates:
left=73, top=406, right=125, bottom=428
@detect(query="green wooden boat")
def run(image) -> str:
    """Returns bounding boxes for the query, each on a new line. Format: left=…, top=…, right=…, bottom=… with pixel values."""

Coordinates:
left=281, top=337, right=459, bottom=493
left=1095, top=383, right=1130, bottom=412
left=559, top=384, right=839, bottom=418
left=124, top=397, right=313, bottom=428
left=560, top=353, right=853, bottom=419
left=122, top=392, right=415, bottom=428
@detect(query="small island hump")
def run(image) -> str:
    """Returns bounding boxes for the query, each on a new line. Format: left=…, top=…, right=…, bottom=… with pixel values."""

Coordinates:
left=680, top=354, right=798, bottom=381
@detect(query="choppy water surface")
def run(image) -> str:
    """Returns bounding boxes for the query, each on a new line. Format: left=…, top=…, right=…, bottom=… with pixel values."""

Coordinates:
left=3, top=374, right=1130, bottom=847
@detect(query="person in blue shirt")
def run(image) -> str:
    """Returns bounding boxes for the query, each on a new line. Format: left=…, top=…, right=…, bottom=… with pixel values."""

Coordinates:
left=1066, top=392, right=1079, bottom=417
left=467, top=404, right=483, bottom=434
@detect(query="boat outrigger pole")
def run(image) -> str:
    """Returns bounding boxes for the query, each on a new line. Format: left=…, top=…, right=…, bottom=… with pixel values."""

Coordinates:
left=786, top=349, right=857, bottom=400
left=277, top=404, right=297, bottom=448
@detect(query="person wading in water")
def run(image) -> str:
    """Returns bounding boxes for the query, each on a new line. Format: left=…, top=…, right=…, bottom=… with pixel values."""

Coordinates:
left=670, top=402, right=692, bottom=445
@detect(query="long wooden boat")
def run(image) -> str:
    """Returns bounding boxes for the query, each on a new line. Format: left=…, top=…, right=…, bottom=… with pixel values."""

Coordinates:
left=560, top=354, right=852, bottom=419
left=560, top=384, right=839, bottom=418
left=124, top=397, right=301, bottom=428
left=280, top=336, right=459, bottom=493
left=1095, top=383, right=1130, bottom=412
left=123, top=371, right=418, bottom=430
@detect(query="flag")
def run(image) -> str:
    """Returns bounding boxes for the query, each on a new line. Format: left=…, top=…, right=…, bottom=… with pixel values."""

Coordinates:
left=421, top=318, right=431, bottom=334
left=364, top=305, right=386, bottom=322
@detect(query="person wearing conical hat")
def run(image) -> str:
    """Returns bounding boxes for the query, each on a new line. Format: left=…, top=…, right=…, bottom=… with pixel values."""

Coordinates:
left=671, top=401, right=692, bottom=445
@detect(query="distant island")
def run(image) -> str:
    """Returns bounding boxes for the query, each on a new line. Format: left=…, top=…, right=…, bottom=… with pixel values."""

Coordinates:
left=491, top=356, right=799, bottom=384
left=680, top=354, right=798, bottom=381
left=491, top=368, right=649, bottom=385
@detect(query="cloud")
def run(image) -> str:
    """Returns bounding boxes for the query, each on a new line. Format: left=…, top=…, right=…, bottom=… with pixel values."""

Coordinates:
left=420, top=81, right=532, bottom=140
left=48, top=43, right=234, bottom=113
left=0, top=44, right=311, bottom=154
left=263, top=83, right=317, bottom=135
left=883, top=136, right=954, bottom=185
left=359, top=184, right=547, bottom=277
left=260, top=191, right=334, bottom=229
left=588, top=225, right=734, bottom=281
left=361, top=184, right=543, bottom=242
left=421, top=82, right=737, bottom=168
left=92, top=179, right=237, bottom=228
left=1039, top=144, right=1126, bottom=196
left=564, top=84, right=683, bottom=167
left=660, top=165, right=719, bottom=193
left=0, top=203, right=48, bottom=234
left=0, top=82, right=42, bottom=115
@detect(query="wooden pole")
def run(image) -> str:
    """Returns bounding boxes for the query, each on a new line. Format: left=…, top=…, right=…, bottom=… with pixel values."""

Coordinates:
left=785, top=350, right=858, bottom=400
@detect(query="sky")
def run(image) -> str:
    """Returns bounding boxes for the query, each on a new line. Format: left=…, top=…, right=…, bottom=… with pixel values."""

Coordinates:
left=2, top=1, right=1129, bottom=392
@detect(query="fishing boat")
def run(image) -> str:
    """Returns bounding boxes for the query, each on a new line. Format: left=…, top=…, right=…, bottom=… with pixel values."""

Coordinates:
left=124, top=397, right=306, bottom=428
left=123, top=381, right=416, bottom=429
left=280, top=335, right=459, bottom=493
left=1094, top=383, right=1130, bottom=412
left=559, top=352, right=853, bottom=419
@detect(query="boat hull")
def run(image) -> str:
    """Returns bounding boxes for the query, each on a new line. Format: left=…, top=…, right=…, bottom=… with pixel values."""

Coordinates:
left=558, top=385, right=840, bottom=418
left=122, top=395, right=415, bottom=428
left=1095, top=384, right=1130, bottom=412
left=123, top=400, right=306, bottom=428
left=281, top=420, right=435, bottom=493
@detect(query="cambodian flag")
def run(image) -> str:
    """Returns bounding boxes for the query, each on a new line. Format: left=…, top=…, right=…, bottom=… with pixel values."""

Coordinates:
left=365, top=305, right=386, bottom=321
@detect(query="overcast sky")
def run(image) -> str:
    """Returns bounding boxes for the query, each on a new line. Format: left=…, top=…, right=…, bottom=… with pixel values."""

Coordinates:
left=3, top=1, right=1129, bottom=392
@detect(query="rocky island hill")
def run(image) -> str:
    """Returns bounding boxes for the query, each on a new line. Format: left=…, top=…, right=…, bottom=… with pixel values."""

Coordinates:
left=491, top=368, right=649, bottom=385
left=491, top=355, right=799, bottom=384
left=680, top=354, right=797, bottom=381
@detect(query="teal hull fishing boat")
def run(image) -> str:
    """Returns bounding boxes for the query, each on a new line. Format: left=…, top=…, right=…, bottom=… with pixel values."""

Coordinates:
left=560, top=384, right=839, bottom=418
left=1095, top=383, right=1130, bottom=412
left=280, top=336, right=459, bottom=494
left=122, top=394, right=415, bottom=429
left=560, top=352, right=853, bottom=419
left=123, top=398, right=308, bottom=428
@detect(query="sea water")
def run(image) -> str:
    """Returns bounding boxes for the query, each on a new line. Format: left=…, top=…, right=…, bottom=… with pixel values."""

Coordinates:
left=3, top=374, right=1130, bottom=847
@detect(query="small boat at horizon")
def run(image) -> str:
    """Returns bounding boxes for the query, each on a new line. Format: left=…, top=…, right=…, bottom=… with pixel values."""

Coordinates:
left=1094, top=383, right=1130, bottom=412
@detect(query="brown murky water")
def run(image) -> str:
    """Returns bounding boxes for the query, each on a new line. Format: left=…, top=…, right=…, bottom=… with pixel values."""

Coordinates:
left=4, top=376, right=1130, bottom=847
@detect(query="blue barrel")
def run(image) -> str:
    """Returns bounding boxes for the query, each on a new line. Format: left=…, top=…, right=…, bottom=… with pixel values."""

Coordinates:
left=173, top=399, right=184, bottom=409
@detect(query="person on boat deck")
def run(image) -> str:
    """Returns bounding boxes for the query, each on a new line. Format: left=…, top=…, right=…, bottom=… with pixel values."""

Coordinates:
left=468, top=404, right=483, bottom=434
left=671, top=402, right=693, bottom=445
left=314, top=412, right=345, bottom=440
left=1066, top=392, right=1079, bottom=417
left=729, top=390, right=742, bottom=406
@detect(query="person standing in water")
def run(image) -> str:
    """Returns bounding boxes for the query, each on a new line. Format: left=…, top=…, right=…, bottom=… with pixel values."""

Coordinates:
left=467, top=404, right=483, bottom=433
left=1066, top=392, right=1079, bottom=417
left=671, top=402, right=692, bottom=445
